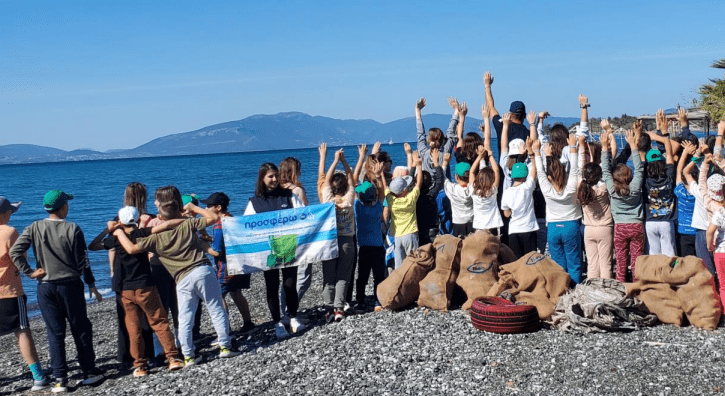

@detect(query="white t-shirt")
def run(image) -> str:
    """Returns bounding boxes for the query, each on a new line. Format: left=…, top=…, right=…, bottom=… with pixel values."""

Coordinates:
left=689, top=180, right=709, bottom=231
left=470, top=186, right=503, bottom=230
left=444, top=179, right=473, bottom=224
left=499, top=152, right=512, bottom=193
left=501, top=172, right=539, bottom=234
left=710, top=208, right=725, bottom=252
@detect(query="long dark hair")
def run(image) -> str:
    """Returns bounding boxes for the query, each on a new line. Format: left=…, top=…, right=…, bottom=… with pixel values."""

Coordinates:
left=279, top=157, right=302, bottom=187
left=647, top=160, right=666, bottom=180
left=577, top=163, right=602, bottom=206
left=124, top=182, right=147, bottom=215
left=155, top=186, right=182, bottom=219
left=473, top=167, right=496, bottom=198
left=613, top=164, right=632, bottom=197
left=550, top=125, right=569, bottom=159
left=461, top=132, right=482, bottom=161
left=546, top=158, right=567, bottom=191
left=255, top=163, right=279, bottom=197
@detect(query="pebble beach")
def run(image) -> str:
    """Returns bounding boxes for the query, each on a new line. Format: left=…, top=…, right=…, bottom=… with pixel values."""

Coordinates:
left=2, top=269, right=725, bottom=396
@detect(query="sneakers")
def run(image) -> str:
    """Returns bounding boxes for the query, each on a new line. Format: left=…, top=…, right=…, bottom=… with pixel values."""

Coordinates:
left=168, top=359, right=184, bottom=371
left=334, top=309, right=345, bottom=322
left=289, top=317, right=306, bottom=334
left=210, top=339, right=220, bottom=349
left=374, top=305, right=383, bottom=312
left=219, top=347, right=241, bottom=358
left=81, top=368, right=104, bottom=385
left=295, top=314, right=310, bottom=325
left=280, top=316, right=291, bottom=327
left=275, top=322, right=290, bottom=339
left=238, top=321, right=256, bottom=334
left=132, top=366, right=148, bottom=378
left=31, top=376, right=51, bottom=392
left=51, top=378, right=68, bottom=393
left=183, top=355, right=203, bottom=368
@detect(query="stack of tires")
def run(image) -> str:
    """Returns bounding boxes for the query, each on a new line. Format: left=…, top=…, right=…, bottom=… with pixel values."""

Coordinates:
left=470, top=297, right=540, bottom=334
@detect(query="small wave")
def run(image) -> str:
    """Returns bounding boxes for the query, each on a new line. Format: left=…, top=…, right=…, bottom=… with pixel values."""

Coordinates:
left=85, top=288, right=114, bottom=302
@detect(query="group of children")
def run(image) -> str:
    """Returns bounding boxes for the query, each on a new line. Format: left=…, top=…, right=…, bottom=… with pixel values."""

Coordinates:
left=2, top=71, right=725, bottom=392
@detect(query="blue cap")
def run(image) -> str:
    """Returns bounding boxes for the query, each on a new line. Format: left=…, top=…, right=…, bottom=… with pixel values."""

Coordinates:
left=509, top=101, right=526, bottom=114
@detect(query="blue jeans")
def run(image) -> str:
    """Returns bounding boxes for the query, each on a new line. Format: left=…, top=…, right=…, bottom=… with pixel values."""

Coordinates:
left=176, top=265, right=231, bottom=357
left=37, top=279, right=96, bottom=379
left=547, top=220, right=582, bottom=284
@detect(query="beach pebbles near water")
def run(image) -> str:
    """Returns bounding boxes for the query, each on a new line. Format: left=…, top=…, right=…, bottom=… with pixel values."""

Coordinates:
left=1, top=269, right=724, bottom=395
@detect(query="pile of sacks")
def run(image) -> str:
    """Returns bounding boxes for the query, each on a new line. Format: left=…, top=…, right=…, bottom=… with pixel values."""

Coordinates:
left=626, top=255, right=722, bottom=330
left=376, top=231, right=572, bottom=321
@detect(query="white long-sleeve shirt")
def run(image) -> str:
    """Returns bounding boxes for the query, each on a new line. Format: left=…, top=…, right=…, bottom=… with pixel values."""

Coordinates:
left=535, top=153, right=582, bottom=223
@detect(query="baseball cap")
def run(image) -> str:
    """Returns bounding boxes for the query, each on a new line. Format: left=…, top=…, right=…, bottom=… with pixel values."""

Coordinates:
left=118, top=206, right=140, bottom=226
left=389, top=176, right=413, bottom=195
left=455, top=162, right=471, bottom=178
left=509, top=101, right=526, bottom=114
left=181, top=194, right=199, bottom=206
left=43, top=190, right=74, bottom=211
left=511, top=163, right=529, bottom=179
left=646, top=149, right=663, bottom=163
left=200, top=192, right=230, bottom=207
left=355, top=181, right=377, bottom=203
left=0, top=197, right=21, bottom=214
left=508, top=139, right=525, bottom=154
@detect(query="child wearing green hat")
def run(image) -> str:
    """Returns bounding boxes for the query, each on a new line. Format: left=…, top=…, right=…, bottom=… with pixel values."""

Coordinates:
left=644, top=109, right=676, bottom=256
left=501, top=138, right=539, bottom=258
left=10, top=190, right=105, bottom=392
left=443, top=159, right=474, bottom=238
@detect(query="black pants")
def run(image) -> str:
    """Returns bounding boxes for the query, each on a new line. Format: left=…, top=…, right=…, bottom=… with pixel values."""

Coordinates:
left=115, top=293, right=153, bottom=363
left=452, top=222, right=474, bottom=239
left=419, top=227, right=440, bottom=246
left=151, top=263, right=178, bottom=329
left=346, top=235, right=359, bottom=304
left=677, top=233, right=696, bottom=257
left=508, top=231, right=538, bottom=260
left=264, top=267, right=298, bottom=322
left=356, top=246, right=387, bottom=304
left=37, top=279, right=96, bottom=379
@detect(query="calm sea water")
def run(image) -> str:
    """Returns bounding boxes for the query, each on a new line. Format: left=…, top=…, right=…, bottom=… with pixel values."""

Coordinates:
left=2, top=142, right=482, bottom=310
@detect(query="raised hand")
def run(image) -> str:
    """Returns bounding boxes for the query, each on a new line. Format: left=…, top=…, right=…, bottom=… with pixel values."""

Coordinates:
left=416, top=97, right=426, bottom=110
left=624, top=130, right=637, bottom=148
left=578, top=134, right=587, bottom=146
left=334, top=148, right=344, bottom=161
left=502, top=112, right=512, bottom=127
left=600, top=119, right=612, bottom=132
left=518, top=140, right=526, bottom=154
left=656, top=108, right=667, bottom=132
left=431, top=147, right=440, bottom=166
left=412, top=151, right=422, bottom=166
left=600, top=131, right=610, bottom=147
left=372, top=160, right=384, bottom=176
left=448, top=97, right=460, bottom=110
left=567, top=133, right=577, bottom=148
left=682, top=141, right=696, bottom=156
left=483, top=71, right=494, bottom=87
left=372, top=141, right=381, bottom=154
left=443, top=152, right=452, bottom=165
left=526, top=136, right=534, bottom=152
left=107, top=220, right=120, bottom=231
left=543, top=142, right=552, bottom=157
left=319, top=142, right=327, bottom=155
left=532, top=139, right=541, bottom=151
left=579, top=94, right=589, bottom=107
left=678, top=107, right=688, bottom=126
left=539, top=111, right=550, bottom=120
left=403, top=142, right=412, bottom=154
left=633, top=119, right=643, bottom=135
left=476, top=144, right=485, bottom=157
left=459, top=102, right=468, bottom=116
left=526, top=110, right=536, bottom=125
left=481, top=103, right=490, bottom=119
left=358, top=143, right=368, bottom=158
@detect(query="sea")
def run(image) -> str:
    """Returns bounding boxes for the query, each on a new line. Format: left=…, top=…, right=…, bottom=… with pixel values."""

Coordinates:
left=1, top=142, right=468, bottom=313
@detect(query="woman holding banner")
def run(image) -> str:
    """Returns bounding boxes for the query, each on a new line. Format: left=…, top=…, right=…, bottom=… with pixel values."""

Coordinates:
left=244, top=163, right=306, bottom=339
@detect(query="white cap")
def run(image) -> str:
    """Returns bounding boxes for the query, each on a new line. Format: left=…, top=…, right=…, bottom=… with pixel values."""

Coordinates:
left=118, top=206, right=140, bottom=226
left=508, top=139, right=525, bottom=154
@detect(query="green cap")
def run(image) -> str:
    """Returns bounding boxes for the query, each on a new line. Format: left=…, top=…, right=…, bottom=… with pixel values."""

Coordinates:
left=43, top=190, right=74, bottom=211
left=455, top=162, right=471, bottom=178
left=511, top=162, right=529, bottom=179
left=181, top=194, right=199, bottom=206
left=646, top=149, right=663, bottom=163
left=355, top=181, right=377, bottom=202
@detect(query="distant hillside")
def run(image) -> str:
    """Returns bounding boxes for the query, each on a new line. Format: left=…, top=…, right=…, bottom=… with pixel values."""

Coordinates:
left=0, top=112, right=580, bottom=165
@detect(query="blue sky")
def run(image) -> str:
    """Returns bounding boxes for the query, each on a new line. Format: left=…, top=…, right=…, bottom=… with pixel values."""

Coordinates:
left=1, top=0, right=723, bottom=151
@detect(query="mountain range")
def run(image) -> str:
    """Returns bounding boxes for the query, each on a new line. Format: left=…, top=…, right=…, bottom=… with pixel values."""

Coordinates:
left=0, top=112, right=579, bottom=165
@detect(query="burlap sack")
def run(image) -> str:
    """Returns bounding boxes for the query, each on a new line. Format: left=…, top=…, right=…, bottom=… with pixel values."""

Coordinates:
left=456, top=231, right=501, bottom=310
left=627, top=255, right=721, bottom=329
left=418, top=235, right=462, bottom=311
left=487, top=251, right=571, bottom=320
left=376, top=244, right=435, bottom=311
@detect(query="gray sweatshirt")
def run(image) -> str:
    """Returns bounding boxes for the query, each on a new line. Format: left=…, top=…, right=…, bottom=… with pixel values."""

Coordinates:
left=601, top=151, right=644, bottom=224
left=10, top=218, right=96, bottom=287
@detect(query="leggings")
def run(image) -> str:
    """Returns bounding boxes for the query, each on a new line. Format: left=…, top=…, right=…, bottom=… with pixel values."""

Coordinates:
left=713, top=253, right=725, bottom=313
left=614, top=223, right=645, bottom=282
left=356, top=245, right=387, bottom=305
left=264, top=267, right=298, bottom=322
left=645, top=221, right=676, bottom=256
left=584, top=225, right=613, bottom=279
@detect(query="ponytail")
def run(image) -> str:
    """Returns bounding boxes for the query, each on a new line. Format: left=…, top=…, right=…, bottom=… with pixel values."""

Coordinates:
left=577, top=163, right=602, bottom=206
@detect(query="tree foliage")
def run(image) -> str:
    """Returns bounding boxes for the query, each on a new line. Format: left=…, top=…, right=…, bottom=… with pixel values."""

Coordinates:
left=696, top=59, right=725, bottom=122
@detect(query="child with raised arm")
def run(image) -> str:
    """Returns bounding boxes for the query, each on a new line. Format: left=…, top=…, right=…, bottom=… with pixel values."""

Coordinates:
left=0, top=197, right=51, bottom=392
left=501, top=139, right=539, bottom=258
left=112, top=188, right=240, bottom=366
left=643, top=109, right=677, bottom=256
left=386, top=152, right=424, bottom=269
left=416, top=97, right=459, bottom=178
left=10, top=190, right=104, bottom=392
left=536, top=133, right=582, bottom=284
left=674, top=142, right=698, bottom=257
left=93, top=207, right=186, bottom=377
left=577, top=134, right=614, bottom=279
left=469, top=143, right=503, bottom=234
left=355, top=161, right=387, bottom=312
left=416, top=147, right=445, bottom=245
left=444, top=155, right=474, bottom=239
left=321, top=149, right=357, bottom=321
left=601, top=130, right=645, bottom=282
